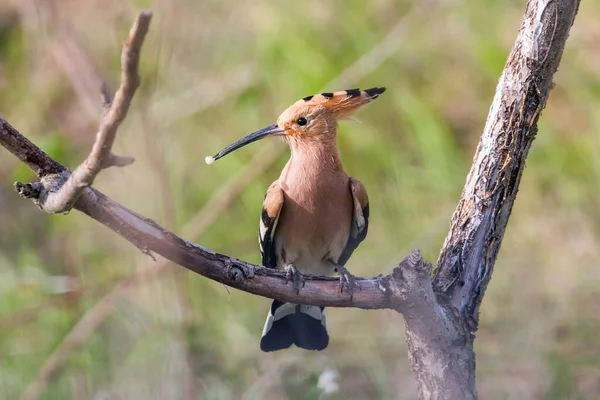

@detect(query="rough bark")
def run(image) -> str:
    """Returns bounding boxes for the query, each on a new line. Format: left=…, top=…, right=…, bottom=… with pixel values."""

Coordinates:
left=424, top=0, right=580, bottom=398
left=389, top=252, right=475, bottom=400
left=434, top=0, right=581, bottom=326
left=0, top=1, right=581, bottom=399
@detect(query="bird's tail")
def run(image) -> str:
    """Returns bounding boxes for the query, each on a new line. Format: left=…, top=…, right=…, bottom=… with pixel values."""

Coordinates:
left=260, top=300, right=329, bottom=352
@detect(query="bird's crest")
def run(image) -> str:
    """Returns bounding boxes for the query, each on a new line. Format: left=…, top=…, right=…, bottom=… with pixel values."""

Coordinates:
left=293, top=87, right=386, bottom=120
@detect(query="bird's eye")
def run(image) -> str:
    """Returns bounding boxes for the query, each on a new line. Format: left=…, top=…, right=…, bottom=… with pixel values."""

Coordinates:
left=296, top=117, right=308, bottom=126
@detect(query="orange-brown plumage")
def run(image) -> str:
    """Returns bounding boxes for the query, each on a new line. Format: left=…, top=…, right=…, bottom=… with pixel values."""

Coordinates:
left=275, top=140, right=352, bottom=275
left=206, top=87, right=385, bottom=351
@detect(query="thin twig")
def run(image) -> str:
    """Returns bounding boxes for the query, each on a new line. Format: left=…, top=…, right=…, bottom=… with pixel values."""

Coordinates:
left=14, top=11, right=152, bottom=214
left=68, top=10, right=151, bottom=180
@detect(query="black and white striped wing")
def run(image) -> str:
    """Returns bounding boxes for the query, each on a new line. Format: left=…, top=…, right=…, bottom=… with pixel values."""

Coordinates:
left=259, top=182, right=284, bottom=269
left=337, top=178, right=369, bottom=267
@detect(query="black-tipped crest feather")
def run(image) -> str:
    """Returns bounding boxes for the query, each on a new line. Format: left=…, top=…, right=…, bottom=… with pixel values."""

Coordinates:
left=364, top=87, right=386, bottom=98
left=345, top=88, right=361, bottom=97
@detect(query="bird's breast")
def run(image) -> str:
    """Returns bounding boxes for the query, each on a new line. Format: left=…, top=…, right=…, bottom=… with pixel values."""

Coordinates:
left=274, top=169, right=353, bottom=275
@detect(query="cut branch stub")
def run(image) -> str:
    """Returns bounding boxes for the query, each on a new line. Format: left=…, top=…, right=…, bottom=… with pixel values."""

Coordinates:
left=385, top=251, right=477, bottom=400
left=385, top=250, right=431, bottom=311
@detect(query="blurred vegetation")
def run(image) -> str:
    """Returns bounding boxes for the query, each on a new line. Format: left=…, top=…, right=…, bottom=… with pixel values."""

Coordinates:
left=0, top=0, right=599, bottom=399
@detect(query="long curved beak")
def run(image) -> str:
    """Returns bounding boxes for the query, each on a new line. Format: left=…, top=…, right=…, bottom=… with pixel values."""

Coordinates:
left=205, top=123, right=284, bottom=164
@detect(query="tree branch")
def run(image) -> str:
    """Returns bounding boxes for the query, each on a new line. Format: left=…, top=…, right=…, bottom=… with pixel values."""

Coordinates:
left=12, top=11, right=152, bottom=214
left=0, top=119, right=65, bottom=177
left=433, top=0, right=581, bottom=334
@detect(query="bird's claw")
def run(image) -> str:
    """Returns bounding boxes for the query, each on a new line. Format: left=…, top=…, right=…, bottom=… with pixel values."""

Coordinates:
left=334, top=265, right=360, bottom=300
left=284, top=264, right=305, bottom=294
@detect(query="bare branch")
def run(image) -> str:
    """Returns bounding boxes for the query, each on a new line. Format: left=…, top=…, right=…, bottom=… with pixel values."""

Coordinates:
left=0, top=119, right=65, bottom=177
left=433, top=0, right=581, bottom=333
left=13, top=10, right=152, bottom=214
left=86, top=10, right=150, bottom=171
left=85, top=187, right=398, bottom=308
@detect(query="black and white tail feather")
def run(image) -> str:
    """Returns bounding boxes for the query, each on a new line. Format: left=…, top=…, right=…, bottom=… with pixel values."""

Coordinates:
left=260, top=301, right=329, bottom=351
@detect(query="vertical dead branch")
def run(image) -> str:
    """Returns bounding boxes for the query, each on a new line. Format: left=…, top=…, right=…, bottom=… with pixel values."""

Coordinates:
left=418, top=1, right=580, bottom=397
left=433, top=0, right=580, bottom=328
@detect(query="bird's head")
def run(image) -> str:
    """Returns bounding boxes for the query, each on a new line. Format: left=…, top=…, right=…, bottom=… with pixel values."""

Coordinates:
left=205, top=87, right=385, bottom=164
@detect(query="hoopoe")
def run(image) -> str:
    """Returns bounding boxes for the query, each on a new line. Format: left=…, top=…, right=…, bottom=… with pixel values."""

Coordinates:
left=206, top=87, right=385, bottom=351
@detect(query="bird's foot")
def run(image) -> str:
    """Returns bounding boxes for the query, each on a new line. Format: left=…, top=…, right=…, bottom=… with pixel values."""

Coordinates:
left=284, top=263, right=305, bottom=294
left=333, top=264, right=360, bottom=300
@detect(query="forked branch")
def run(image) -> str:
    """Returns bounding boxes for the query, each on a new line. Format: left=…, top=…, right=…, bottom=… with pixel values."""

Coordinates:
left=12, top=11, right=152, bottom=214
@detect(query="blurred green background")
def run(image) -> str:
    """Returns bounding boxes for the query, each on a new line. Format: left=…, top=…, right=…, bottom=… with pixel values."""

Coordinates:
left=1, top=0, right=599, bottom=399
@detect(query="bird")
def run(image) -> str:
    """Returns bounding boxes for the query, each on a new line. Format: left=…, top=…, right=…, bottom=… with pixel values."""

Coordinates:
left=205, top=87, right=385, bottom=351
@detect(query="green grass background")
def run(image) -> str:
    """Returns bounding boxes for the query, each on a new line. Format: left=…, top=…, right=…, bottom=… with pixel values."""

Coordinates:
left=1, top=0, right=599, bottom=398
